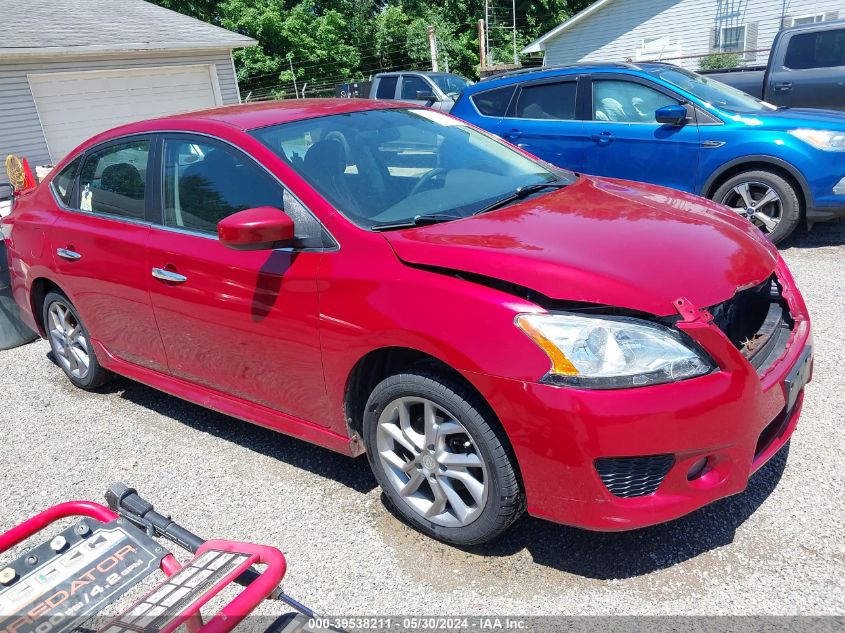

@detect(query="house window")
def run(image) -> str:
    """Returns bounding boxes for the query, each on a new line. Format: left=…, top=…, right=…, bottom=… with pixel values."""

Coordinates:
left=793, top=13, right=825, bottom=26
left=720, top=25, right=746, bottom=53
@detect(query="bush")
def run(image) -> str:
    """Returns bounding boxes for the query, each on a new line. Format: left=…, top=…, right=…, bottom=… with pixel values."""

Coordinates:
left=699, top=52, right=742, bottom=71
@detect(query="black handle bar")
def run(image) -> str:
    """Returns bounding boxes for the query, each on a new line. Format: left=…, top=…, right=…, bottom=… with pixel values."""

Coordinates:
left=105, top=482, right=315, bottom=618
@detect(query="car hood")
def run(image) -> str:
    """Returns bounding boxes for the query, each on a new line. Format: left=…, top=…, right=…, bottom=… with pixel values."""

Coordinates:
left=383, top=176, right=778, bottom=316
left=746, top=107, right=845, bottom=130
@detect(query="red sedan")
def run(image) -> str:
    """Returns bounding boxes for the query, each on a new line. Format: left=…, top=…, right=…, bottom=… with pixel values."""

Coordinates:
left=2, top=100, right=812, bottom=545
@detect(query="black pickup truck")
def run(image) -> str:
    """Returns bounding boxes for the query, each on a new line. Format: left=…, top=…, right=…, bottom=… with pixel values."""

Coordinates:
left=702, top=18, right=845, bottom=110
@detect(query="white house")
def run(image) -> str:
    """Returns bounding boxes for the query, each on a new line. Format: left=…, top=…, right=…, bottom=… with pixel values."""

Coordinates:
left=523, top=0, right=842, bottom=70
left=0, top=0, right=256, bottom=166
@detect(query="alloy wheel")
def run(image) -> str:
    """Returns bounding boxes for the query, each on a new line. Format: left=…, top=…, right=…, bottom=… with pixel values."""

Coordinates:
left=721, top=181, right=782, bottom=233
left=48, top=301, right=90, bottom=380
left=376, top=396, right=489, bottom=527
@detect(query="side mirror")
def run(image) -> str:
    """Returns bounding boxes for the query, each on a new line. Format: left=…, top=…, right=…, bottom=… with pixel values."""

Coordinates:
left=655, top=104, right=689, bottom=126
left=218, top=206, right=295, bottom=251
left=416, top=90, right=436, bottom=102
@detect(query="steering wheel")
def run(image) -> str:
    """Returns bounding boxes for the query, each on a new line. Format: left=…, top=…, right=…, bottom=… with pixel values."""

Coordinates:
left=410, top=168, right=448, bottom=197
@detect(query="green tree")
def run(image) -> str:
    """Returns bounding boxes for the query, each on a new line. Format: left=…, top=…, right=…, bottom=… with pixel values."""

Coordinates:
left=149, top=0, right=221, bottom=23
left=374, top=5, right=414, bottom=71
left=149, top=0, right=591, bottom=97
left=215, top=0, right=363, bottom=97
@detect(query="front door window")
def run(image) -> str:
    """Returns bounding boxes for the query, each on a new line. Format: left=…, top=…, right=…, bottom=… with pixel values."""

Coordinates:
left=593, top=80, right=679, bottom=123
left=163, top=139, right=284, bottom=234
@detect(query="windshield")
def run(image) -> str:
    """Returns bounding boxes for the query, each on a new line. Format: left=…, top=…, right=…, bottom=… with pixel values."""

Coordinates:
left=430, top=74, right=472, bottom=98
left=251, top=108, right=571, bottom=230
left=648, top=67, right=776, bottom=113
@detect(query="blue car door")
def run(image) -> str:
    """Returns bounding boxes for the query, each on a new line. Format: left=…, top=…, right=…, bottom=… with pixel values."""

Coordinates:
left=495, top=75, right=588, bottom=172
left=581, top=74, right=701, bottom=193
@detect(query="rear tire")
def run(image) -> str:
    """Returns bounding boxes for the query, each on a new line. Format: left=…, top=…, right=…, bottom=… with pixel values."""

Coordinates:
left=42, top=291, right=112, bottom=390
left=363, top=371, right=523, bottom=546
left=712, top=169, right=801, bottom=245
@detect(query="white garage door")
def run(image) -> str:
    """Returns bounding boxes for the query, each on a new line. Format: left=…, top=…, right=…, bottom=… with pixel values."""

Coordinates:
left=28, top=64, right=222, bottom=162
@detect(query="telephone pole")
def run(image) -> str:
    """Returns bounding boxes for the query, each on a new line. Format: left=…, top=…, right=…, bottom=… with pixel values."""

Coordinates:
left=477, top=19, right=487, bottom=70
left=287, top=53, right=298, bottom=99
left=484, top=0, right=491, bottom=65
left=427, top=26, right=439, bottom=72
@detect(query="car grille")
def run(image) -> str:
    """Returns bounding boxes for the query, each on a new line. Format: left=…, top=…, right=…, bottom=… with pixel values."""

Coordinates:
left=595, top=455, right=674, bottom=498
left=708, top=276, right=794, bottom=373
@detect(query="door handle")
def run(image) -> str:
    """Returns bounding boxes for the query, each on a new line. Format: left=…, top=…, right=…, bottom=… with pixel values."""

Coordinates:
left=152, top=267, right=187, bottom=284
left=504, top=128, right=523, bottom=140
left=591, top=132, right=614, bottom=145
left=774, top=81, right=793, bottom=93
left=56, top=248, right=81, bottom=261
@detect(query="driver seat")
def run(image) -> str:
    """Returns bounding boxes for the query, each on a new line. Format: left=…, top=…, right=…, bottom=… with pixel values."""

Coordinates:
left=302, top=139, right=358, bottom=214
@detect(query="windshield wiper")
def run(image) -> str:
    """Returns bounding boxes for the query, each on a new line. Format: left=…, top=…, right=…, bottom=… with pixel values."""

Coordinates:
left=474, top=181, right=569, bottom=216
left=371, top=213, right=465, bottom=231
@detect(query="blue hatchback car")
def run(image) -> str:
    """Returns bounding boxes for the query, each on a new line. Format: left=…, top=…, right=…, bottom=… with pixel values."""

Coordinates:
left=451, top=62, right=845, bottom=244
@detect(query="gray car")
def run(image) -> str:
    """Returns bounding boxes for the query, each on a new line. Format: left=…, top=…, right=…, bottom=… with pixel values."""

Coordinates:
left=369, top=71, right=472, bottom=112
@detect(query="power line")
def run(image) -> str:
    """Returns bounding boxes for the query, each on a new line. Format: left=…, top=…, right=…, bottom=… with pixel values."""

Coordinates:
left=242, top=61, right=431, bottom=100
left=246, top=64, right=429, bottom=99
left=236, top=7, right=578, bottom=85
left=239, top=43, right=432, bottom=85
left=237, top=6, right=586, bottom=97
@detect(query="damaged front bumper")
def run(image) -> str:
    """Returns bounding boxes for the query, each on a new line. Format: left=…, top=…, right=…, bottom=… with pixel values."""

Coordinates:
left=463, top=257, right=812, bottom=531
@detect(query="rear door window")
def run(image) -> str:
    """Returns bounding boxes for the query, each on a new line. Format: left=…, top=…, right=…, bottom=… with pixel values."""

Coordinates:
left=784, top=28, right=845, bottom=69
left=376, top=76, right=399, bottom=99
left=471, top=86, right=516, bottom=117
left=77, top=140, right=149, bottom=219
left=514, top=81, right=577, bottom=120
left=52, top=157, right=81, bottom=207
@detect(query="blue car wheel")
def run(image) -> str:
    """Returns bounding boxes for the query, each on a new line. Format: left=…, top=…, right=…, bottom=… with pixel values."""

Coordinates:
left=713, top=170, right=801, bottom=244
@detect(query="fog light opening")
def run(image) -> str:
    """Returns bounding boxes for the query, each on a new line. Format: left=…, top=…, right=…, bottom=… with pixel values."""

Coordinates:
left=687, top=456, right=713, bottom=481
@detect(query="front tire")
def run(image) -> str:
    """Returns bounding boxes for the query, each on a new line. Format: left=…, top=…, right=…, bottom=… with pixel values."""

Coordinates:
left=42, top=291, right=111, bottom=390
left=363, top=371, right=523, bottom=546
left=713, top=170, right=801, bottom=245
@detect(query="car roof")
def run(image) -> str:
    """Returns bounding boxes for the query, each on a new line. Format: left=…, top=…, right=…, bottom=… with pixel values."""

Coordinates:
left=166, top=98, right=409, bottom=129
left=376, top=71, right=459, bottom=78
left=107, top=98, right=408, bottom=136
left=63, top=98, right=413, bottom=160
left=469, top=61, right=676, bottom=91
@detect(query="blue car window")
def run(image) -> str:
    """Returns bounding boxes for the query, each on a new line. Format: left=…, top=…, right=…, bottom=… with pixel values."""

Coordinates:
left=515, top=82, right=577, bottom=120
left=471, top=86, right=516, bottom=117
left=593, top=80, right=678, bottom=123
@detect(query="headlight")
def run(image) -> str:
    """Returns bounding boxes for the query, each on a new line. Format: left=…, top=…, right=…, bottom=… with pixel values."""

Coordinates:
left=788, top=129, right=845, bottom=151
left=516, top=313, right=714, bottom=389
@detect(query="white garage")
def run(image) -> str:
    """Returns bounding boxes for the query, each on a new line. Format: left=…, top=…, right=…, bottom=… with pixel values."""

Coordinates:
left=28, top=65, right=223, bottom=161
left=0, top=0, right=257, bottom=166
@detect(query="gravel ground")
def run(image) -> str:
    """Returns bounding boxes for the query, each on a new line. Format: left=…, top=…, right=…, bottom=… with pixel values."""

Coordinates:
left=1, top=221, right=843, bottom=620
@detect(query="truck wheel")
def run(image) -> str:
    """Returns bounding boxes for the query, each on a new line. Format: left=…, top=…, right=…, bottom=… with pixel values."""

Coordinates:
left=363, top=371, right=524, bottom=546
left=42, top=291, right=112, bottom=390
left=713, top=170, right=801, bottom=244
